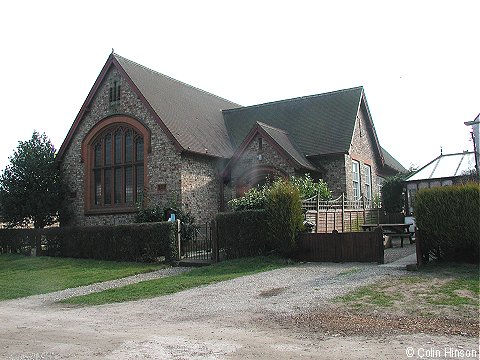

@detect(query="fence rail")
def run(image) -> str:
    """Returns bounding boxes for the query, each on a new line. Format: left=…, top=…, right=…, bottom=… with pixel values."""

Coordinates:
left=303, top=193, right=403, bottom=233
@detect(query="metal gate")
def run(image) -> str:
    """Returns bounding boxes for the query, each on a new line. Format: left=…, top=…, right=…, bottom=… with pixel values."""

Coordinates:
left=181, top=222, right=214, bottom=262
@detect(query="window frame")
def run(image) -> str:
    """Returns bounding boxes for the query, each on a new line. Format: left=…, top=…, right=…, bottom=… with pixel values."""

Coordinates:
left=82, top=116, right=150, bottom=215
left=352, top=160, right=361, bottom=201
left=364, top=164, right=372, bottom=202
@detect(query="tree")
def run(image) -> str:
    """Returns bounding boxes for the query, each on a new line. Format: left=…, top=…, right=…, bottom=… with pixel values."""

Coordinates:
left=380, top=173, right=409, bottom=213
left=0, top=131, right=63, bottom=228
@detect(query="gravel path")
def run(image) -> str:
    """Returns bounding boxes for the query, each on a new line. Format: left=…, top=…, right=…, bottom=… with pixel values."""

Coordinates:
left=2, top=251, right=477, bottom=359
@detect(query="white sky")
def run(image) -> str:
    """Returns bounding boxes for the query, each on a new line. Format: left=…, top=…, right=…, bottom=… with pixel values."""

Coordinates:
left=1, top=0, right=478, bottom=171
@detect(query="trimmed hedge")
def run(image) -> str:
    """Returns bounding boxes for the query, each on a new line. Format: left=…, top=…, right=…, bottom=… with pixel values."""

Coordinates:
left=415, top=183, right=480, bottom=263
left=216, top=210, right=268, bottom=259
left=265, top=180, right=303, bottom=256
left=0, top=222, right=178, bottom=263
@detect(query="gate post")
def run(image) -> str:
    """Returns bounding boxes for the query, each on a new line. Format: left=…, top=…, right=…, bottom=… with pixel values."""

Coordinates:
left=176, top=219, right=181, bottom=262
left=211, top=219, right=219, bottom=263
left=315, top=191, right=320, bottom=233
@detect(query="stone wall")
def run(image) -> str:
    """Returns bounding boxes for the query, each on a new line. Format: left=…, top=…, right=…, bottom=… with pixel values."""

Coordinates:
left=180, top=153, right=225, bottom=224
left=224, top=133, right=295, bottom=207
left=345, top=105, right=382, bottom=201
left=61, top=67, right=183, bottom=226
left=311, top=155, right=347, bottom=198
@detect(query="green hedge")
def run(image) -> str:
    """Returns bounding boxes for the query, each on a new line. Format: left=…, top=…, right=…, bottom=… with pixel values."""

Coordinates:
left=415, top=183, right=480, bottom=263
left=216, top=210, right=268, bottom=259
left=0, top=222, right=178, bottom=263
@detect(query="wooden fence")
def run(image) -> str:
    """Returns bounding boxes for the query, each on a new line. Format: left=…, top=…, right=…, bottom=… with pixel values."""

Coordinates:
left=296, top=228, right=384, bottom=263
left=303, top=194, right=403, bottom=233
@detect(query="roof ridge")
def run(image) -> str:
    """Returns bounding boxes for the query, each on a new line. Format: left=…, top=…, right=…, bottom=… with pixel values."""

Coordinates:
left=113, top=53, right=242, bottom=107
left=222, top=86, right=364, bottom=113
left=256, top=121, right=289, bottom=135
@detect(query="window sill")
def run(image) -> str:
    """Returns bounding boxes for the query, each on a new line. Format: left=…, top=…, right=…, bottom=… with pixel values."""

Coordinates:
left=85, top=207, right=138, bottom=216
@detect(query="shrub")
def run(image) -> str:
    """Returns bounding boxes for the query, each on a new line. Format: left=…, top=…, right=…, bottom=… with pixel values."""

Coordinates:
left=228, top=186, right=269, bottom=211
left=216, top=210, right=268, bottom=259
left=135, top=205, right=164, bottom=223
left=289, top=174, right=331, bottom=200
left=265, top=180, right=303, bottom=256
left=415, top=183, right=480, bottom=263
left=381, top=174, right=408, bottom=213
left=228, top=174, right=331, bottom=211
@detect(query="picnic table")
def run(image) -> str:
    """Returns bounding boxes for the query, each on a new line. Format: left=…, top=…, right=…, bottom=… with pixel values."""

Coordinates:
left=361, top=223, right=413, bottom=247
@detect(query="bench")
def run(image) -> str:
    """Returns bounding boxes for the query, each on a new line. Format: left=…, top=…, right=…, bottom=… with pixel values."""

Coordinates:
left=384, top=232, right=413, bottom=248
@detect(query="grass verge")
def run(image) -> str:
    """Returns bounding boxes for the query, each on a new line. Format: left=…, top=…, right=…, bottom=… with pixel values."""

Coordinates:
left=336, top=262, right=479, bottom=310
left=0, top=254, right=165, bottom=300
left=62, top=256, right=289, bottom=306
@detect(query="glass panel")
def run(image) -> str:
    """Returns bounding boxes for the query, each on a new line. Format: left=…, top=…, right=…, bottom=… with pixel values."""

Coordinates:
left=104, top=169, right=111, bottom=205
left=136, top=165, right=144, bottom=203
left=125, top=130, right=132, bottom=163
left=352, top=161, right=360, bottom=200
left=136, top=137, right=144, bottom=161
left=94, top=169, right=102, bottom=205
left=114, top=131, right=122, bottom=164
left=125, top=166, right=133, bottom=204
left=104, top=133, right=112, bottom=166
left=94, top=143, right=102, bottom=167
left=114, top=168, right=122, bottom=204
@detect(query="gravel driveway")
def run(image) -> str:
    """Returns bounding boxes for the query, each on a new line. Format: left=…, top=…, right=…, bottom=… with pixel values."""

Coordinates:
left=1, top=249, right=476, bottom=359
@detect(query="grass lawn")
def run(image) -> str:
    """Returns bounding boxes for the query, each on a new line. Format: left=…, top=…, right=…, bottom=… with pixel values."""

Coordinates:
left=336, top=262, right=479, bottom=310
left=0, top=254, right=165, bottom=301
left=62, top=256, right=289, bottom=306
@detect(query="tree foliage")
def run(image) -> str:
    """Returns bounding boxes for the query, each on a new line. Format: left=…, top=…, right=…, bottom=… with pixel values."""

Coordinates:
left=0, top=131, right=63, bottom=228
left=265, top=180, right=303, bottom=256
left=381, top=173, right=409, bottom=213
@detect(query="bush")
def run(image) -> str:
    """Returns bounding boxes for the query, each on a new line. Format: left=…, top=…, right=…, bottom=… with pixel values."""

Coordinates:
left=289, top=174, right=331, bottom=200
left=265, top=180, right=303, bottom=256
left=0, top=222, right=178, bottom=263
left=228, top=174, right=331, bottom=211
left=216, top=210, right=268, bottom=259
left=381, top=174, right=408, bottom=213
left=228, top=186, right=269, bottom=211
left=415, top=183, right=480, bottom=263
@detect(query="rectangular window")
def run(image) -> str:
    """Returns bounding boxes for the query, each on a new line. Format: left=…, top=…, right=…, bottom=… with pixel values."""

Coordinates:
left=125, top=131, right=132, bottom=163
left=104, top=169, right=112, bottom=205
left=364, top=164, right=372, bottom=202
left=104, top=134, right=112, bottom=166
left=352, top=160, right=360, bottom=201
left=114, top=132, right=122, bottom=164
left=114, top=167, right=122, bottom=204
left=125, top=166, right=133, bottom=204
left=109, top=77, right=121, bottom=110
left=94, top=169, right=102, bottom=205
left=136, top=165, right=144, bottom=202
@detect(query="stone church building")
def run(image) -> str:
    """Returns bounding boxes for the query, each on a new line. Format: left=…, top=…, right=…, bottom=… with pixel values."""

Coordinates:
left=57, top=53, right=405, bottom=226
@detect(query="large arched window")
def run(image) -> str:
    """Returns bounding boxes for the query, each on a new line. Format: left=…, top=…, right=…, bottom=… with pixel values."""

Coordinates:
left=83, top=116, right=150, bottom=213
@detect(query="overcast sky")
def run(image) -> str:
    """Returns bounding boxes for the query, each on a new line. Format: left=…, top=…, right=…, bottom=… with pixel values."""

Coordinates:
left=1, top=0, right=478, bottom=172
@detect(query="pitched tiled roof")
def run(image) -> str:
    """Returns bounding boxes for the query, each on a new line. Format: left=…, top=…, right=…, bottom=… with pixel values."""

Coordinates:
left=381, top=147, right=407, bottom=173
left=257, top=122, right=316, bottom=171
left=114, top=54, right=241, bottom=158
left=222, top=87, right=364, bottom=157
